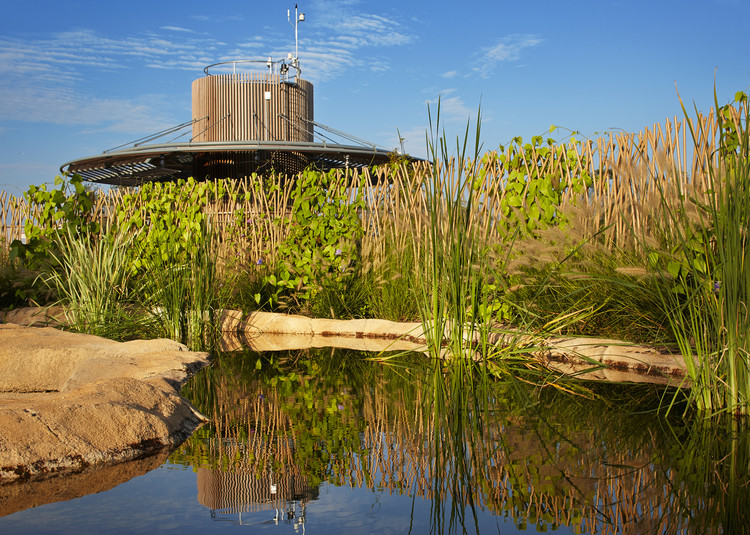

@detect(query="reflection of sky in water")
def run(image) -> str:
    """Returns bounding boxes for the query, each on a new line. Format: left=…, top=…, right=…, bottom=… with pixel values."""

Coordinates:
left=2, top=348, right=746, bottom=534
left=0, top=462, right=559, bottom=534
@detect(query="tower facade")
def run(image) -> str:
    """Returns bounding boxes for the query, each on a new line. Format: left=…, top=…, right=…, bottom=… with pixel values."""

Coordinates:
left=191, top=74, right=314, bottom=143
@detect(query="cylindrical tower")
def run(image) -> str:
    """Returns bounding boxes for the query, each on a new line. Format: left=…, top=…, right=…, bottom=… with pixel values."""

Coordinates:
left=191, top=74, right=314, bottom=143
left=60, top=8, right=411, bottom=185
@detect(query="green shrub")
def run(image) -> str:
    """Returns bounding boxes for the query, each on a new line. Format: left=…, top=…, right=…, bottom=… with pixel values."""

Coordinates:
left=261, top=169, right=364, bottom=312
left=653, top=91, right=750, bottom=415
left=10, top=174, right=99, bottom=270
left=497, top=134, right=592, bottom=236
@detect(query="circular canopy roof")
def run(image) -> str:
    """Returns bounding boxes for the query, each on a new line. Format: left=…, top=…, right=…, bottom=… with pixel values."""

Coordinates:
left=61, top=140, right=403, bottom=186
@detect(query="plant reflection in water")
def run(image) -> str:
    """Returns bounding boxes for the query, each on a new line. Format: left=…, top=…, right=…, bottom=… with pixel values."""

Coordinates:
left=170, top=346, right=750, bottom=534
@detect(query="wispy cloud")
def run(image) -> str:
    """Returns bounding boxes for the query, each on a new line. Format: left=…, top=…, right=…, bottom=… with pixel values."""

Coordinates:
left=324, top=13, right=411, bottom=47
left=0, top=30, right=193, bottom=133
left=300, top=0, right=414, bottom=79
left=0, top=2, right=415, bottom=131
left=160, top=26, right=197, bottom=33
left=0, top=77, right=177, bottom=135
left=426, top=90, right=474, bottom=123
left=0, top=30, right=222, bottom=79
left=189, top=13, right=243, bottom=23
left=0, top=27, right=265, bottom=132
left=312, top=0, right=412, bottom=45
left=474, top=34, right=542, bottom=78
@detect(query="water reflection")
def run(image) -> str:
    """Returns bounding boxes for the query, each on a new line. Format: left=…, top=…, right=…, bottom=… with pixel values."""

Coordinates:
left=171, top=348, right=750, bottom=534
left=0, top=449, right=171, bottom=517
left=197, top=453, right=316, bottom=530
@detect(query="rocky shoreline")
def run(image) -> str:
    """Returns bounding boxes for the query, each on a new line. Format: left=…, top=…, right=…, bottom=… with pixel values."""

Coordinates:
left=0, top=322, right=209, bottom=485
left=0, top=305, right=688, bottom=489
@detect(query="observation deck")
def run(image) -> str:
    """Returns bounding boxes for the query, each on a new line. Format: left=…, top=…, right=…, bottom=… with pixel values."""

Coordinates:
left=61, top=59, right=412, bottom=186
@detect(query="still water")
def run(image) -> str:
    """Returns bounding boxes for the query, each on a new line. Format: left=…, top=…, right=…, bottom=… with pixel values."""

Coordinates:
left=1, top=347, right=748, bottom=534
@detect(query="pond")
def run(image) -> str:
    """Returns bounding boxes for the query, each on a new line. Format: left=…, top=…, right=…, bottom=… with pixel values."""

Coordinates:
left=1, top=347, right=749, bottom=534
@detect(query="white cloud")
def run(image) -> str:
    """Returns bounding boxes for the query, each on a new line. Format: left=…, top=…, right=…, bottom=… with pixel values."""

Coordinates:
left=0, top=77, right=176, bottom=136
left=426, top=92, right=473, bottom=123
left=0, top=3, right=415, bottom=132
left=189, top=14, right=243, bottom=23
left=439, top=88, right=458, bottom=96
left=160, top=26, right=196, bottom=33
left=474, top=34, right=542, bottom=78
left=77, top=96, right=181, bottom=135
left=442, top=70, right=458, bottom=79
left=0, top=31, right=181, bottom=134
left=0, top=28, right=236, bottom=134
left=299, top=0, right=414, bottom=80
left=439, top=96, right=473, bottom=122
left=328, top=14, right=411, bottom=47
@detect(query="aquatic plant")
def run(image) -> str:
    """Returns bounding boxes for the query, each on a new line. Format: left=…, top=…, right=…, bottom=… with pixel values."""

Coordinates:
left=503, top=224, right=674, bottom=345
left=116, top=176, right=220, bottom=274
left=137, top=221, right=224, bottom=350
left=408, top=101, right=495, bottom=360
left=9, top=173, right=100, bottom=271
left=43, top=226, right=149, bottom=339
left=653, top=90, right=750, bottom=415
left=362, top=226, right=421, bottom=322
left=0, top=240, right=34, bottom=309
left=41, top=214, right=224, bottom=349
left=5, top=86, right=749, bottom=409
left=260, top=168, right=364, bottom=313
left=496, top=133, right=593, bottom=236
left=174, top=347, right=748, bottom=533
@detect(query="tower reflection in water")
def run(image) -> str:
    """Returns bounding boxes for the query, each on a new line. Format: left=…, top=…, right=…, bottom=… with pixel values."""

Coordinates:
left=197, top=442, right=317, bottom=531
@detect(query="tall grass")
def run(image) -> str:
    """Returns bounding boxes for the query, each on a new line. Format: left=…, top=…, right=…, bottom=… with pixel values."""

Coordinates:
left=139, top=223, right=223, bottom=350
left=655, top=92, right=750, bottom=415
left=504, top=227, right=674, bottom=344
left=360, top=221, right=421, bottom=322
left=43, top=223, right=224, bottom=349
left=409, top=102, right=494, bottom=360
left=11, top=90, right=748, bottom=412
left=658, top=414, right=750, bottom=532
left=45, top=227, right=144, bottom=338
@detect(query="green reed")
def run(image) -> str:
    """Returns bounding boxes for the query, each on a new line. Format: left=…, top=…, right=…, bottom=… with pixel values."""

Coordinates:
left=409, top=102, right=493, bottom=360
left=423, top=358, right=493, bottom=533
left=138, top=222, right=223, bottom=350
left=658, top=414, right=750, bottom=533
left=45, top=226, right=146, bottom=339
left=362, top=227, right=421, bottom=322
left=44, top=221, right=224, bottom=349
left=655, top=91, right=750, bottom=415
left=173, top=343, right=750, bottom=533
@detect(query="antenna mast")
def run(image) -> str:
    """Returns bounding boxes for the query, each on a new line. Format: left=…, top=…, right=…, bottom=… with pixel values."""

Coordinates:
left=287, top=4, right=305, bottom=79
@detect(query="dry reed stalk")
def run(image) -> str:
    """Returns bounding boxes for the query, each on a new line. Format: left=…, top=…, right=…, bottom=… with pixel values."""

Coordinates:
left=0, top=102, right=736, bottom=279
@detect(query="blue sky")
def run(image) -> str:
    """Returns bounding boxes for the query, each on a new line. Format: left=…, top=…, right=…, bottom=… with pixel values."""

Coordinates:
left=1, top=0, right=748, bottom=195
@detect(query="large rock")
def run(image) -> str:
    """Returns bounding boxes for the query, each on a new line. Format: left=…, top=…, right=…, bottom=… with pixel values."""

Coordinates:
left=0, top=324, right=209, bottom=483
